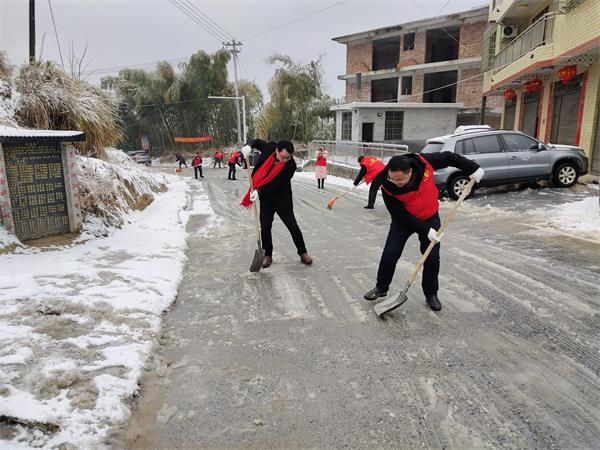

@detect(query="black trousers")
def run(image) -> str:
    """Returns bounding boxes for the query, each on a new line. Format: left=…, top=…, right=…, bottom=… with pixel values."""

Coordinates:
left=194, top=166, right=203, bottom=178
left=228, top=163, right=237, bottom=179
left=259, top=199, right=307, bottom=257
left=367, top=171, right=385, bottom=207
left=178, top=160, right=187, bottom=168
left=213, top=158, right=222, bottom=168
left=376, top=213, right=441, bottom=296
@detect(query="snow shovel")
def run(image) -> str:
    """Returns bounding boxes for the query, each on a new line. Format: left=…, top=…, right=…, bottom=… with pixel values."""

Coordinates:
left=374, top=178, right=476, bottom=318
left=326, top=182, right=363, bottom=210
left=246, top=164, right=265, bottom=272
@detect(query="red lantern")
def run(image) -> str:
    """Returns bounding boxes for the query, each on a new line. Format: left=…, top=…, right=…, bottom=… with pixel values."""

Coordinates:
left=503, top=88, right=516, bottom=100
left=523, top=78, right=543, bottom=93
left=557, top=65, right=577, bottom=85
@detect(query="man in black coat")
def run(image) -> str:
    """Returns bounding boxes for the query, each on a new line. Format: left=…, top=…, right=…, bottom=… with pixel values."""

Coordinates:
left=242, top=139, right=312, bottom=268
left=363, top=152, right=484, bottom=311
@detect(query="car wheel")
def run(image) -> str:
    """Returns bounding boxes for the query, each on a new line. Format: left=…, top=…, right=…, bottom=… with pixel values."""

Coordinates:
left=552, top=161, right=578, bottom=187
left=447, top=174, right=474, bottom=200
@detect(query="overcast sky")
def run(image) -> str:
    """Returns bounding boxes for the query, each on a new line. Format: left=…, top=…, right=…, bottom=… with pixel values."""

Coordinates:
left=1, top=0, right=487, bottom=101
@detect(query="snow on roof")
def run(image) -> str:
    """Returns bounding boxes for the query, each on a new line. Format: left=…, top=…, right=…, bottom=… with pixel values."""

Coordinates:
left=0, top=125, right=85, bottom=143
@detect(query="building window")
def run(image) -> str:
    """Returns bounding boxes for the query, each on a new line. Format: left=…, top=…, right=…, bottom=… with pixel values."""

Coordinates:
left=403, top=32, right=415, bottom=51
left=401, top=76, right=412, bottom=95
left=384, top=111, right=404, bottom=140
left=372, top=37, right=400, bottom=71
left=425, top=27, right=459, bottom=63
left=423, top=70, right=457, bottom=103
left=342, top=112, right=352, bottom=140
left=371, top=78, right=398, bottom=102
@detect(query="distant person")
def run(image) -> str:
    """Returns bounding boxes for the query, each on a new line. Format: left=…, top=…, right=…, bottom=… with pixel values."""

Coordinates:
left=315, top=146, right=328, bottom=189
left=213, top=149, right=224, bottom=168
left=192, top=152, right=203, bottom=179
left=228, top=149, right=241, bottom=180
left=175, top=152, right=187, bottom=169
left=354, top=155, right=385, bottom=209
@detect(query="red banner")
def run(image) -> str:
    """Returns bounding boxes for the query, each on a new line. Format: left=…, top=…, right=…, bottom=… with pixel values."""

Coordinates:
left=174, top=136, right=212, bottom=143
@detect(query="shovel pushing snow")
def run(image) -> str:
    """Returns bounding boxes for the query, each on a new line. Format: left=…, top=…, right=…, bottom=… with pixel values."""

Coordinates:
left=374, top=179, right=476, bottom=318
left=246, top=164, right=265, bottom=272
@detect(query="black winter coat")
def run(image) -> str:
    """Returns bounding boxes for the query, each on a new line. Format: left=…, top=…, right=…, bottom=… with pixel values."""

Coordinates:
left=249, top=139, right=297, bottom=206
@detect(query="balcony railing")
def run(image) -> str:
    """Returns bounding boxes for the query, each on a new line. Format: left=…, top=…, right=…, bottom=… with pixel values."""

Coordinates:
left=494, top=13, right=554, bottom=72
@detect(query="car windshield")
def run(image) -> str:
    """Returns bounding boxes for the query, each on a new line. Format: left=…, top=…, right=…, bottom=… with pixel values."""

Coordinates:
left=421, top=142, right=444, bottom=154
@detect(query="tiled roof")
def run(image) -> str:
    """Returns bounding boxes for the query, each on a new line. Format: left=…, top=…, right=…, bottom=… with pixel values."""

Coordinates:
left=0, top=126, right=85, bottom=143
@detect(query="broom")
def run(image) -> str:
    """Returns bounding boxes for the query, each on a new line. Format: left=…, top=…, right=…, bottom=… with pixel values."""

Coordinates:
left=326, top=182, right=363, bottom=210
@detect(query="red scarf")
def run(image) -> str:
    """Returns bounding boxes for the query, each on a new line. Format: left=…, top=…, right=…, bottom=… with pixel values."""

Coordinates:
left=240, top=153, right=286, bottom=208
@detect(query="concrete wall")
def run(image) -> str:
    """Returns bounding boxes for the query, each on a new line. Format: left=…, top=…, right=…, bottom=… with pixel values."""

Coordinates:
left=335, top=106, right=458, bottom=146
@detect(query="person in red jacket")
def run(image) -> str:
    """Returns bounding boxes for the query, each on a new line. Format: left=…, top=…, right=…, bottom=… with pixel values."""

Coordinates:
left=213, top=149, right=224, bottom=168
left=227, top=150, right=241, bottom=180
left=363, top=153, right=484, bottom=311
left=315, top=146, right=328, bottom=189
left=192, top=152, right=203, bottom=179
left=353, top=155, right=385, bottom=209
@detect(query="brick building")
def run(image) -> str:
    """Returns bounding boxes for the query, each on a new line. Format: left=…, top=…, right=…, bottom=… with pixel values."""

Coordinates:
left=481, top=0, right=600, bottom=175
left=332, top=6, right=501, bottom=149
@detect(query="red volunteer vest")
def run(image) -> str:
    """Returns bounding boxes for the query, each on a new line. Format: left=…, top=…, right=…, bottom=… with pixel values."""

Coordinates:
left=382, top=154, right=439, bottom=220
left=228, top=151, right=239, bottom=164
left=316, top=155, right=327, bottom=166
left=360, top=156, right=385, bottom=184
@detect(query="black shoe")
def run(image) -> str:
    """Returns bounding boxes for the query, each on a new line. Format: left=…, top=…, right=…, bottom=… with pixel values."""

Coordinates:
left=425, top=294, right=442, bottom=311
left=364, top=205, right=374, bottom=209
left=364, top=287, right=387, bottom=301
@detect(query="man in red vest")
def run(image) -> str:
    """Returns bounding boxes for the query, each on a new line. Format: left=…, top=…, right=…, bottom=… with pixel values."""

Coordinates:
left=228, top=150, right=241, bottom=180
left=240, top=139, right=312, bottom=268
left=363, top=153, right=484, bottom=311
left=353, top=155, right=386, bottom=209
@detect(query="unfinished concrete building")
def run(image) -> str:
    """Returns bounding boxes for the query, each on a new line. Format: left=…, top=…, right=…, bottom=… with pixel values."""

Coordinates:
left=332, top=6, right=502, bottom=149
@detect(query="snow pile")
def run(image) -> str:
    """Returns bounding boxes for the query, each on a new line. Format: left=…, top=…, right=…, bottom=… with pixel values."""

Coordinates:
left=0, top=79, right=18, bottom=127
left=529, top=196, right=600, bottom=237
left=0, top=175, right=216, bottom=448
left=77, top=149, right=167, bottom=238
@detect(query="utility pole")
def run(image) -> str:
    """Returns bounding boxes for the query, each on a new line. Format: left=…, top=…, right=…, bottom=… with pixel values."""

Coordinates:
left=29, top=0, right=35, bottom=63
left=208, top=95, right=246, bottom=143
left=224, top=40, right=243, bottom=146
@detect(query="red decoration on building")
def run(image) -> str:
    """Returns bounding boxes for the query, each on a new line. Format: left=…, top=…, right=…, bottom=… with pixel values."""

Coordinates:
left=523, top=78, right=543, bottom=93
left=503, top=88, right=517, bottom=100
left=557, top=65, right=577, bottom=85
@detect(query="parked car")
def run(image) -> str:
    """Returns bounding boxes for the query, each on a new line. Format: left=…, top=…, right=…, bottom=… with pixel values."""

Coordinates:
left=421, top=129, right=589, bottom=199
left=127, top=150, right=152, bottom=166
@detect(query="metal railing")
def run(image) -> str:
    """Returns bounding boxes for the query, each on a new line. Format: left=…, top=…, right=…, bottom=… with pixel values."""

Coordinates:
left=494, top=13, right=554, bottom=72
left=307, top=140, right=409, bottom=167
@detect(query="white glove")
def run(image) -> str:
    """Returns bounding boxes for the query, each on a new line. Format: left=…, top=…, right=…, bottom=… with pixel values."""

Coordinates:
left=427, top=228, right=443, bottom=243
left=249, top=190, right=259, bottom=202
left=241, top=145, right=252, bottom=159
left=469, top=167, right=484, bottom=183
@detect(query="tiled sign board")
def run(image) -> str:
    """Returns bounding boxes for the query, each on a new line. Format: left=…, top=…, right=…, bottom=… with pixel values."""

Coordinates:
left=0, top=128, right=85, bottom=242
left=3, top=142, right=70, bottom=240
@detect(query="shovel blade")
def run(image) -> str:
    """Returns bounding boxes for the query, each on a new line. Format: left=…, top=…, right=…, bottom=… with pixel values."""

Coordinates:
left=373, top=291, right=409, bottom=318
left=249, top=248, right=265, bottom=272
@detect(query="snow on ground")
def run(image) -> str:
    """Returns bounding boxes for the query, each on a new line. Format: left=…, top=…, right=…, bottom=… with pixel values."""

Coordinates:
left=0, top=174, right=216, bottom=448
left=528, top=196, right=600, bottom=237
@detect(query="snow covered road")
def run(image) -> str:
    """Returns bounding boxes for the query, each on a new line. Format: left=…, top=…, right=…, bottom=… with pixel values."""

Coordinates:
left=115, top=166, right=600, bottom=449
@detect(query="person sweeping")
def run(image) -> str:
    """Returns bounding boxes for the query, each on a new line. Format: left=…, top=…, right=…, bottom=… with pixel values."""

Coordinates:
left=240, top=139, right=313, bottom=268
left=363, top=153, right=484, bottom=311
left=354, top=155, right=385, bottom=209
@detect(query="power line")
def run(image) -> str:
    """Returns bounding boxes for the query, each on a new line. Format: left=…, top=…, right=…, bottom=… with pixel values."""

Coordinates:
left=243, top=0, right=350, bottom=42
left=47, top=0, right=65, bottom=69
left=169, top=0, right=229, bottom=43
left=179, top=0, right=235, bottom=42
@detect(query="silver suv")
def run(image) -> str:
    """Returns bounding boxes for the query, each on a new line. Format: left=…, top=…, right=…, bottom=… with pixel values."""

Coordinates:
left=421, top=130, right=589, bottom=199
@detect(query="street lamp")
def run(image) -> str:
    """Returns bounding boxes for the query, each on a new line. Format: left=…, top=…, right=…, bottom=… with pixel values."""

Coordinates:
left=208, top=95, right=247, bottom=145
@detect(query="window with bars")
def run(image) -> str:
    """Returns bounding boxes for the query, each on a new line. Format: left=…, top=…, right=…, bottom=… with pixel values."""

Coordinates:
left=341, top=112, right=352, bottom=140
left=384, top=111, right=404, bottom=140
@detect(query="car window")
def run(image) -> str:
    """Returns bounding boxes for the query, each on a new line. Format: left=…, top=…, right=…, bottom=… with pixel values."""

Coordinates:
left=458, top=138, right=477, bottom=155
left=421, top=142, right=444, bottom=154
left=502, top=133, right=539, bottom=151
left=470, top=135, right=502, bottom=154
